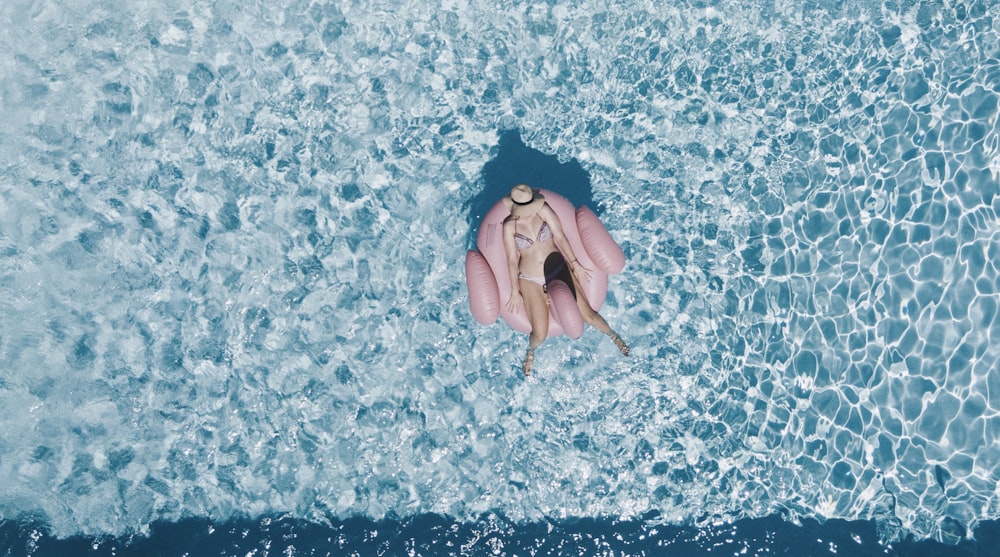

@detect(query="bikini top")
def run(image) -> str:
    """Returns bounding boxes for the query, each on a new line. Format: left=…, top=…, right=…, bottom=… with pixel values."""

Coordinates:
left=514, top=221, right=552, bottom=250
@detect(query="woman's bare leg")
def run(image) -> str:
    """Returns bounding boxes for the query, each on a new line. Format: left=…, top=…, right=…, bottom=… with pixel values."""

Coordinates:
left=569, top=273, right=630, bottom=357
left=519, top=279, right=549, bottom=376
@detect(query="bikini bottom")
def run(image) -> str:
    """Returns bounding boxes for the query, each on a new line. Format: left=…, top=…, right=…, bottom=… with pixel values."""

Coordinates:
left=518, top=262, right=566, bottom=293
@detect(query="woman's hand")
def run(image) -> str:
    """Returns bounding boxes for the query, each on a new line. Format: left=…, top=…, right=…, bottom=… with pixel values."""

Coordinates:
left=506, top=290, right=523, bottom=313
left=570, top=259, right=592, bottom=283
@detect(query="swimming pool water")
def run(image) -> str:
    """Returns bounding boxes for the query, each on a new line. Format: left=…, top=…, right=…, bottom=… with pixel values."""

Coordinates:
left=1, top=0, right=999, bottom=553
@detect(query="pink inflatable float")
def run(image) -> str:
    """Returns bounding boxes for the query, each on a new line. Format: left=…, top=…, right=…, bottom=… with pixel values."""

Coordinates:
left=465, top=189, right=625, bottom=338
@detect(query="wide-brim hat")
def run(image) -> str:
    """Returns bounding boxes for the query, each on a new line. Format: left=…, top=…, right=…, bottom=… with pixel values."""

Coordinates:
left=502, top=184, right=545, bottom=217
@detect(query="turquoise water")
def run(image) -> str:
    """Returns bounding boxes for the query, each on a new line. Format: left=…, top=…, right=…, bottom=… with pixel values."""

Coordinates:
left=1, top=0, right=999, bottom=553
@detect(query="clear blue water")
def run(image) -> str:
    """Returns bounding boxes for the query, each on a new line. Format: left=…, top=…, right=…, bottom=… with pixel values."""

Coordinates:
left=1, top=0, right=999, bottom=555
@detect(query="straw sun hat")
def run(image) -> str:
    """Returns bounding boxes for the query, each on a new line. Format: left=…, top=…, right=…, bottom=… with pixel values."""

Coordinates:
left=502, top=184, right=545, bottom=217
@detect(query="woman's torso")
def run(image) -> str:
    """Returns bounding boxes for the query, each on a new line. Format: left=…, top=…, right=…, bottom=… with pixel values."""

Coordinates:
left=508, top=214, right=557, bottom=276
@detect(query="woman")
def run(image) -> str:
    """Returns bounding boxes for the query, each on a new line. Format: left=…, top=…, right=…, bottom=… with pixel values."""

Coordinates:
left=502, top=184, right=629, bottom=376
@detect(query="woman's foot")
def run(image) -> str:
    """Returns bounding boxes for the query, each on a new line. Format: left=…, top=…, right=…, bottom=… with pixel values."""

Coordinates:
left=522, top=347, right=536, bottom=377
left=609, top=332, right=630, bottom=356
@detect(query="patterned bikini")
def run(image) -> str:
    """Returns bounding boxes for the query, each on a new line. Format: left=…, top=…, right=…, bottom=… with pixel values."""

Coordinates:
left=514, top=220, right=564, bottom=290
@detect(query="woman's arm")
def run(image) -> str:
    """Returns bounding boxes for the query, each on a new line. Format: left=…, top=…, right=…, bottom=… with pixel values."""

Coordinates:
left=539, top=205, right=592, bottom=282
left=502, top=218, right=523, bottom=312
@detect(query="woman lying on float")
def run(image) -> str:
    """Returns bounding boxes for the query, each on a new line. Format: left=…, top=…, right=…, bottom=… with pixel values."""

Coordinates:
left=466, top=184, right=629, bottom=376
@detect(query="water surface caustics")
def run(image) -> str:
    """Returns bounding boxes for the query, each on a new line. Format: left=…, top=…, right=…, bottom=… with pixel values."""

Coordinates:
left=0, top=0, right=999, bottom=545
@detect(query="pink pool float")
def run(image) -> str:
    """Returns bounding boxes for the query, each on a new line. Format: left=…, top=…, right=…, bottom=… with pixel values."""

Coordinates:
left=465, top=189, right=625, bottom=338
